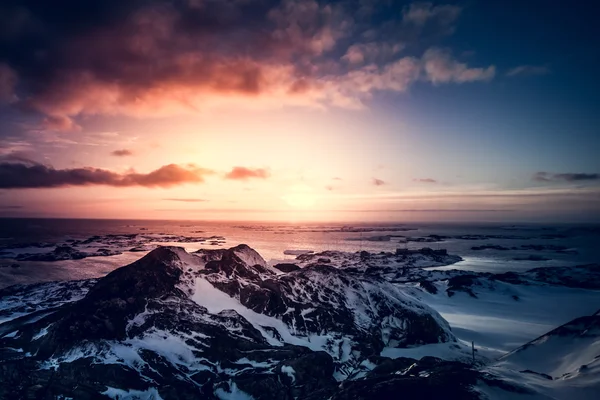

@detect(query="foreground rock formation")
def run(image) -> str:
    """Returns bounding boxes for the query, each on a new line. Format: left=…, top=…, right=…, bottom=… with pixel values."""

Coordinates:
left=0, top=245, right=597, bottom=399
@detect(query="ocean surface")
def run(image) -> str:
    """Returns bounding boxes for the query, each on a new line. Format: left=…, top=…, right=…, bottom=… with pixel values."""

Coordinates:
left=1, top=218, right=599, bottom=288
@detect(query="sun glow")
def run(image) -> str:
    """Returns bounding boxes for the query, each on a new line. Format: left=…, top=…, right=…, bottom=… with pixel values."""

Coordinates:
left=282, top=184, right=318, bottom=208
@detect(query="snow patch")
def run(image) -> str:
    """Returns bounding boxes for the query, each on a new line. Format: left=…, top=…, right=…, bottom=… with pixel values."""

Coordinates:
left=101, top=387, right=164, bottom=400
left=2, top=330, right=18, bottom=339
left=32, top=325, right=51, bottom=341
left=215, top=381, right=255, bottom=400
left=281, top=365, right=296, bottom=383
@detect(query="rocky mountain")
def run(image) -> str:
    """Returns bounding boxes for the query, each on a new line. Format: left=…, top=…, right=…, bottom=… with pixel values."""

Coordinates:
left=0, top=245, right=596, bottom=399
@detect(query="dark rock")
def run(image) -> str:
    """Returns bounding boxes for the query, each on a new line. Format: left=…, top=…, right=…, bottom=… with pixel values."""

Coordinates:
left=447, top=275, right=478, bottom=298
left=471, top=245, right=510, bottom=251
left=273, top=263, right=301, bottom=273
left=520, top=370, right=553, bottom=380
left=512, top=255, right=550, bottom=261
left=419, top=280, right=438, bottom=294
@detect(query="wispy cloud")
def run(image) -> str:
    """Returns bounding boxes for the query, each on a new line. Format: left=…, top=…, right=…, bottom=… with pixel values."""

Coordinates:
left=533, top=172, right=599, bottom=182
left=225, top=167, right=270, bottom=181
left=163, top=198, right=208, bottom=202
left=0, top=63, right=17, bottom=102
left=41, top=115, right=81, bottom=132
left=422, top=48, right=495, bottom=84
left=402, top=2, right=462, bottom=31
left=0, top=161, right=214, bottom=189
left=414, top=178, right=437, bottom=183
left=111, top=149, right=133, bottom=157
left=506, top=65, right=550, bottom=77
left=373, top=178, right=386, bottom=186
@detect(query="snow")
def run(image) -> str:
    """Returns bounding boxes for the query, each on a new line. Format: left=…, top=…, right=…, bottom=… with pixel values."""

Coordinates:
left=39, top=344, right=99, bottom=370
left=406, top=280, right=600, bottom=358
left=101, top=387, right=164, bottom=400
left=214, top=381, right=255, bottom=400
left=191, top=276, right=355, bottom=357
left=32, top=325, right=51, bottom=340
left=233, top=358, right=274, bottom=368
left=232, top=246, right=267, bottom=268
left=2, top=330, right=18, bottom=338
left=281, top=365, right=296, bottom=383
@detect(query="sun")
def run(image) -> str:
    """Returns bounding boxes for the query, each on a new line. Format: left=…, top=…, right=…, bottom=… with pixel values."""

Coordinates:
left=282, top=184, right=318, bottom=208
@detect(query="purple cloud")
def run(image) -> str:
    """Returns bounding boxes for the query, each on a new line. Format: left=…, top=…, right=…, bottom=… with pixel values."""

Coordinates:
left=111, top=149, right=133, bottom=157
left=0, top=162, right=214, bottom=189
left=533, top=172, right=599, bottom=182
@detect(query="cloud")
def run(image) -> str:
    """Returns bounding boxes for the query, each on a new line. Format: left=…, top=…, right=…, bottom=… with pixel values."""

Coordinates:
left=414, top=178, right=437, bottom=183
left=163, top=198, right=208, bottom=202
left=111, top=149, right=133, bottom=157
left=325, top=185, right=334, bottom=191
left=373, top=178, right=386, bottom=186
left=422, top=48, right=495, bottom=84
left=533, top=172, right=600, bottom=183
left=0, top=63, right=18, bottom=102
left=342, top=42, right=405, bottom=65
left=507, top=65, right=550, bottom=77
left=225, top=167, right=270, bottom=181
left=0, top=0, right=495, bottom=122
left=0, top=161, right=213, bottom=189
left=402, top=2, right=462, bottom=31
left=332, top=177, right=343, bottom=180
left=41, top=115, right=81, bottom=132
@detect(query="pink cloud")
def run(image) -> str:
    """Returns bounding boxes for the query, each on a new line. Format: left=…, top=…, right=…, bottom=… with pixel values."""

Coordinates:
left=41, top=115, right=81, bottom=132
left=225, top=167, right=270, bottom=181
left=414, top=178, right=438, bottom=183
left=111, top=149, right=134, bottom=157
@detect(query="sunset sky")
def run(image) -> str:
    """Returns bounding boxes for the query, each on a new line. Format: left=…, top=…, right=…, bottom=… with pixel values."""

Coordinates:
left=0, top=0, right=599, bottom=222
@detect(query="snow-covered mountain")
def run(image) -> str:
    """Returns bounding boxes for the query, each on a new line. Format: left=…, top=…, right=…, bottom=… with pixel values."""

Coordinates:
left=0, top=245, right=598, bottom=399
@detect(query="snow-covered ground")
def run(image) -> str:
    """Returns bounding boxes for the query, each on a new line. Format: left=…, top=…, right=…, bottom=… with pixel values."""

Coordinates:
left=406, top=279, right=600, bottom=359
left=1, top=243, right=599, bottom=399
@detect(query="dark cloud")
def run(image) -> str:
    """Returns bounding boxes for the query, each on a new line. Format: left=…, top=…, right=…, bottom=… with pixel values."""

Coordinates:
left=111, top=149, right=133, bottom=157
left=225, top=167, right=270, bottom=180
left=413, top=178, right=437, bottom=183
left=506, top=65, right=550, bottom=77
left=0, top=0, right=494, bottom=127
left=373, top=177, right=385, bottom=186
left=533, top=172, right=600, bottom=182
left=0, top=63, right=18, bottom=102
left=0, top=161, right=213, bottom=188
left=163, top=198, right=208, bottom=202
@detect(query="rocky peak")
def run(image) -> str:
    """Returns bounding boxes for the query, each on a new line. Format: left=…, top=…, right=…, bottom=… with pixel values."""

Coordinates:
left=203, top=244, right=274, bottom=279
left=33, top=247, right=190, bottom=355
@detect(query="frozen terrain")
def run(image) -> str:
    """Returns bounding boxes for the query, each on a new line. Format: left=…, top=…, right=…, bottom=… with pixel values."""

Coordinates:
left=0, top=243, right=599, bottom=399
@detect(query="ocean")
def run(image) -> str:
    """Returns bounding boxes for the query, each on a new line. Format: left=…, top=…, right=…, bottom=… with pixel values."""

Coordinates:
left=1, top=218, right=599, bottom=288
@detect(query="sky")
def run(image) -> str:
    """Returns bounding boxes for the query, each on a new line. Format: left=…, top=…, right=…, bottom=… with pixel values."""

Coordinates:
left=0, top=0, right=599, bottom=223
